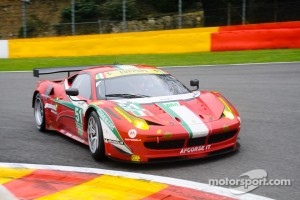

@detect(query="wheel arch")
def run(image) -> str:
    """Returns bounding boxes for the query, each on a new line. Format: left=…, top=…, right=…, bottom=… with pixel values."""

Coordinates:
left=33, top=91, right=47, bottom=132
left=84, top=107, right=99, bottom=131
left=32, top=90, right=40, bottom=108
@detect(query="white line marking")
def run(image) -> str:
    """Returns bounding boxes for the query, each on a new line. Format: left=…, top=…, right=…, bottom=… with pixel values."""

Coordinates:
left=0, top=71, right=31, bottom=73
left=0, top=61, right=299, bottom=73
left=0, top=162, right=273, bottom=200
left=161, top=61, right=300, bottom=68
left=0, top=185, right=18, bottom=200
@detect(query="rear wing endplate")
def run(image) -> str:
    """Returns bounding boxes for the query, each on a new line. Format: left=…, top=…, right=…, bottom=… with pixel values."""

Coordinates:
left=33, top=66, right=95, bottom=78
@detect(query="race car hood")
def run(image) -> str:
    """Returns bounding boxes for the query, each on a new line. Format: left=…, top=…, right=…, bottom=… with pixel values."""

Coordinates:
left=114, top=92, right=224, bottom=126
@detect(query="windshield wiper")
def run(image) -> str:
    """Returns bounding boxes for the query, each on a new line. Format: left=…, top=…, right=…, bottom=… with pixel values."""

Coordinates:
left=105, top=93, right=150, bottom=98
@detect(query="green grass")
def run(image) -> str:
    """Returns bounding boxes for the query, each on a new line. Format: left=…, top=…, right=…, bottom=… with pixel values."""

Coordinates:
left=0, top=49, right=299, bottom=71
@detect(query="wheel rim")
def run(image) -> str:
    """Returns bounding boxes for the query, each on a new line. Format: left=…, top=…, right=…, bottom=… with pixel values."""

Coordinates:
left=34, top=98, right=43, bottom=126
left=88, top=116, right=99, bottom=153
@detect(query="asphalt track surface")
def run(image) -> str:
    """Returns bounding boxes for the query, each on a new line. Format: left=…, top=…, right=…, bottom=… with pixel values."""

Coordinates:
left=0, top=63, right=299, bottom=199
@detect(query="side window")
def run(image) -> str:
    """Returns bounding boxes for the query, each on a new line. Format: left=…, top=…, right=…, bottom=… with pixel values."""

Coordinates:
left=71, top=73, right=92, bottom=99
left=96, top=80, right=105, bottom=100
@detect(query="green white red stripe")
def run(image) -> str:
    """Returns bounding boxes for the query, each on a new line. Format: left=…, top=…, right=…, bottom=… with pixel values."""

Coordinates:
left=157, top=101, right=209, bottom=138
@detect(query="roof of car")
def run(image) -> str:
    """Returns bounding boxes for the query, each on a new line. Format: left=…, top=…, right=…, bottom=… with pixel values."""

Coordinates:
left=33, top=64, right=163, bottom=78
left=81, top=64, right=168, bottom=80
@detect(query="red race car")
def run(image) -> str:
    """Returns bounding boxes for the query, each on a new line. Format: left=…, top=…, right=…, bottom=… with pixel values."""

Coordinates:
left=32, top=64, right=241, bottom=163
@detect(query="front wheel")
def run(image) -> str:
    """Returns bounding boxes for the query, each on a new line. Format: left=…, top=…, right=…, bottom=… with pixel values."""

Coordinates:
left=34, top=93, right=46, bottom=132
left=87, top=111, right=105, bottom=160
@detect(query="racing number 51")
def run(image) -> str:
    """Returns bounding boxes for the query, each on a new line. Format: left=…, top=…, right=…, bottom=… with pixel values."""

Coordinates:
left=75, top=107, right=83, bottom=124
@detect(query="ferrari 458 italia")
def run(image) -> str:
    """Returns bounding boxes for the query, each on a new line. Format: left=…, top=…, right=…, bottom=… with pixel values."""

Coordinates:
left=32, top=64, right=241, bottom=163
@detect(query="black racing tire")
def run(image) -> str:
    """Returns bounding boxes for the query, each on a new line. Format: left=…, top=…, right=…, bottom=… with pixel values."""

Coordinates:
left=33, top=93, right=46, bottom=132
left=87, top=111, right=105, bottom=160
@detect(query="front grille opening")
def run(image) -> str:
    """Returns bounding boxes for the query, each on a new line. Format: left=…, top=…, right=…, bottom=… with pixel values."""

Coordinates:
left=187, top=136, right=206, bottom=147
left=144, top=139, right=185, bottom=150
left=208, top=130, right=237, bottom=144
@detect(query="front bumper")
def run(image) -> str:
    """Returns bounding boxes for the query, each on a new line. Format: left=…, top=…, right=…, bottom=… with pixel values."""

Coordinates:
left=106, top=119, right=241, bottom=163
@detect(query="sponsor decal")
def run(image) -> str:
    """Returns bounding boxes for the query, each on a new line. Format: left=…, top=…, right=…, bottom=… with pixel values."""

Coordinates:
left=114, top=65, right=138, bottom=69
left=93, top=106, right=133, bottom=154
left=118, top=102, right=152, bottom=117
left=97, top=109, right=116, bottom=131
left=131, top=155, right=140, bottom=162
left=125, top=138, right=141, bottom=142
left=128, top=129, right=137, bottom=138
left=156, top=129, right=172, bottom=139
left=163, top=102, right=180, bottom=108
left=180, top=145, right=211, bottom=154
left=113, top=92, right=199, bottom=105
left=104, top=138, right=124, bottom=145
left=104, top=69, right=166, bottom=79
left=223, top=125, right=229, bottom=132
left=164, top=132, right=172, bottom=139
left=50, top=110, right=57, bottom=115
left=45, top=103, right=57, bottom=111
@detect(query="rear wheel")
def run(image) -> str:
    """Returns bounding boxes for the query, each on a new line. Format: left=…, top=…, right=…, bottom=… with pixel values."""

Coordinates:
left=87, top=111, right=105, bottom=160
left=34, top=93, right=46, bottom=132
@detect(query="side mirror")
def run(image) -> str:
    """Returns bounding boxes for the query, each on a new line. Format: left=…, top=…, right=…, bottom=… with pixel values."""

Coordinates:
left=190, top=79, right=199, bottom=91
left=66, top=88, right=79, bottom=96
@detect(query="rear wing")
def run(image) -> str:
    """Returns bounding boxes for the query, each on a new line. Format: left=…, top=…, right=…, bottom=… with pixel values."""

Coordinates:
left=33, top=66, right=95, bottom=78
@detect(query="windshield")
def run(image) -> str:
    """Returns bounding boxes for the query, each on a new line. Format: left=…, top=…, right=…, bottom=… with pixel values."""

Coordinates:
left=96, top=74, right=191, bottom=100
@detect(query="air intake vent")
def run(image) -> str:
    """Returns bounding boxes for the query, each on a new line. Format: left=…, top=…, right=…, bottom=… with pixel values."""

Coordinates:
left=208, top=130, right=237, bottom=144
left=187, top=136, right=206, bottom=147
left=144, top=139, right=185, bottom=150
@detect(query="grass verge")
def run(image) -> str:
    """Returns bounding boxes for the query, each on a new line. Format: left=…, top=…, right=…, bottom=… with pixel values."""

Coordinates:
left=0, top=49, right=299, bottom=71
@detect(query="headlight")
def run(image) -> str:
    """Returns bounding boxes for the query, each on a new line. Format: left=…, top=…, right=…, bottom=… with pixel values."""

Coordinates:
left=218, top=97, right=235, bottom=120
left=223, top=108, right=235, bottom=120
left=114, top=107, right=149, bottom=130
left=133, top=118, right=149, bottom=130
